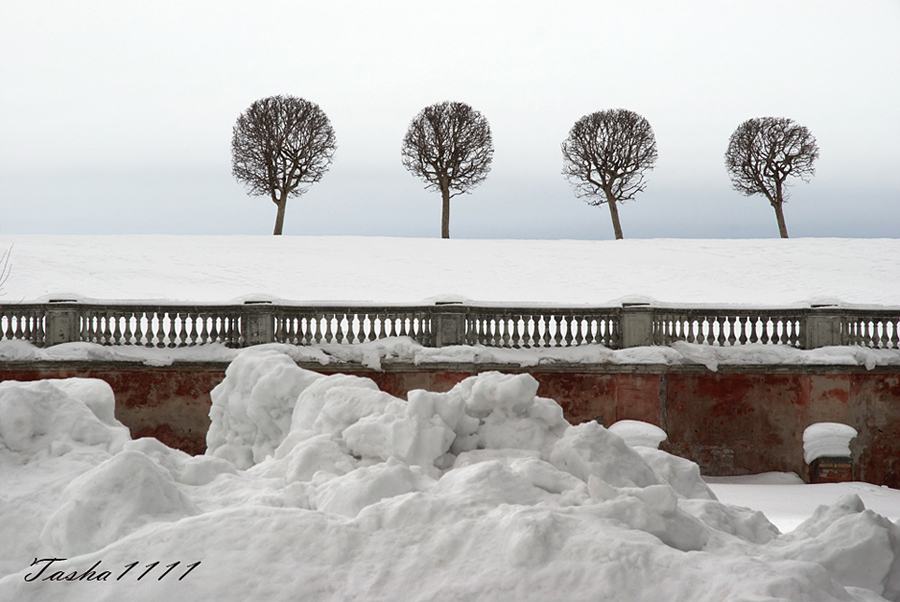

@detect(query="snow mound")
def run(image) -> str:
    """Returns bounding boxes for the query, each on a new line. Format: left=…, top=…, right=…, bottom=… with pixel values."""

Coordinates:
left=0, top=378, right=129, bottom=459
left=550, top=421, right=661, bottom=488
left=804, top=422, right=859, bottom=463
left=609, top=419, right=668, bottom=448
left=776, top=494, right=900, bottom=599
left=40, top=450, right=199, bottom=556
left=206, top=348, right=324, bottom=468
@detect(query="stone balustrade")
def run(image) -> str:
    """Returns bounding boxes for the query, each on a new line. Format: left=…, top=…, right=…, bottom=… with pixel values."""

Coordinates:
left=1, top=301, right=898, bottom=350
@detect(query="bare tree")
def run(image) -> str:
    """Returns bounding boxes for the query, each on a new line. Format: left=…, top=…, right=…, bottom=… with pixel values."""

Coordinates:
left=725, top=117, right=819, bottom=239
left=401, top=101, right=493, bottom=239
left=561, top=109, right=657, bottom=240
left=231, top=95, right=336, bottom=235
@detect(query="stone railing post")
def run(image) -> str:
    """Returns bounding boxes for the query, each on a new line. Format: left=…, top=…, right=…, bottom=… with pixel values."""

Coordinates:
left=620, top=303, right=654, bottom=348
left=44, top=300, right=80, bottom=346
left=806, top=305, right=842, bottom=349
left=242, top=301, right=275, bottom=346
left=432, top=302, right=467, bottom=347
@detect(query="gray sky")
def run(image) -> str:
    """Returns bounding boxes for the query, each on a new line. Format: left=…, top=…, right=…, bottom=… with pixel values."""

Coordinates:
left=1, top=0, right=898, bottom=239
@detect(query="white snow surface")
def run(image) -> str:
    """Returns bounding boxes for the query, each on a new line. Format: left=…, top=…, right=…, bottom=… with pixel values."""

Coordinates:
left=2, top=350, right=900, bottom=601
left=3, top=235, right=900, bottom=306
left=803, top=422, right=860, bottom=464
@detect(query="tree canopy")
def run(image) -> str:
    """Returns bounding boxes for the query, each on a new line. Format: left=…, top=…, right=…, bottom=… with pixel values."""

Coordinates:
left=561, top=109, right=657, bottom=240
left=231, top=95, right=336, bottom=235
left=725, top=117, right=819, bottom=238
left=401, top=101, right=493, bottom=239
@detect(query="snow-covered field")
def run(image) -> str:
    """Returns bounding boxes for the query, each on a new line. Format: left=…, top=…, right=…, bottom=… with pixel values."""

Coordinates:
left=2, top=235, right=899, bottom=306
left=1, top=350, right=899, bottom=601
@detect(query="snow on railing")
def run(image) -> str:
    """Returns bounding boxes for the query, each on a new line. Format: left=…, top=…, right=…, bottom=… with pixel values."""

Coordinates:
left=1, top=302, right=899, bottom=350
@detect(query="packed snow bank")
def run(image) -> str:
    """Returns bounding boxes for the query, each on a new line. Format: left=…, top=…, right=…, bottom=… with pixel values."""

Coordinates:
left=804, top=422, right=859, bottom=463
left=2, top=352, right=900, bottom=601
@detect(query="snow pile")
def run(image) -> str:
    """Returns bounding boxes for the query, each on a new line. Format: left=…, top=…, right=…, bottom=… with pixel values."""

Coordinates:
left=0, top=378, right=129, bottom=458
left=804, top=422, right=859, bottom=463
left=206, top=349, right=323, bottom=468
left=1, top=354, right=900, bottom=601
left=608, top=419, right=668, bottom=448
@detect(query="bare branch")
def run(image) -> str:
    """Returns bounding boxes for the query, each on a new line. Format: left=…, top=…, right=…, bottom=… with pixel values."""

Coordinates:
left=231, top=95, right=337, bottom=235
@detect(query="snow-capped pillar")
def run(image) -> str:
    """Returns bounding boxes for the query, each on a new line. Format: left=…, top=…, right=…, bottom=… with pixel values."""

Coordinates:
left=805, top=305, right=842, bottom=349
left=620, top=303, right=654, bottom=348
left=433, top=303, right=467, bottom=347
left=44, top=300, right=80, bottom=346
left=242, top=301, right=275, bottom=346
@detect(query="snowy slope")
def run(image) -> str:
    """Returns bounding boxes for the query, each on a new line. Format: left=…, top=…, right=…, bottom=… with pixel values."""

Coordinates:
left=2, top=235, right=899, bottom=306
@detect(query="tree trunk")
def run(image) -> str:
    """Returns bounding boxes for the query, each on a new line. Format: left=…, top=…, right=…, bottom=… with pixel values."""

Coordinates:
left=441, top=184, right=451, bottom=239
left=273, top=197, right=287, bottom=236
left=607, top=199, right=624, bottom=240
left=772, top=202, right=789, bottom=239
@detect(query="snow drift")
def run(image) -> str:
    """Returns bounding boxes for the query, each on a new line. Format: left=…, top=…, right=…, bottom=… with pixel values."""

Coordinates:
left=1, top=349, right=900, bottom=601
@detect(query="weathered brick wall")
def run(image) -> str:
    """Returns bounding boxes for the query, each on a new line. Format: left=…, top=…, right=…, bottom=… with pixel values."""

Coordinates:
left=2, top=362, right=898, bottom=487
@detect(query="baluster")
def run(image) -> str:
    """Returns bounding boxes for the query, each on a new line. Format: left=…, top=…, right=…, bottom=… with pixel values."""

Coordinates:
left=327, top=313, right=337, bottom=343
left=549, top=316, right=560, bottom=347
left=568, top=316, right=579, bottom=346
left=890, top=318, right=899, bottom=349
left=725, top=316, right=736, bottom=345
left=714, top=316, right=726, bottom=346
left=169, top=312, right=179, bottom=346
left=20, top=312, right=31, bottom=341
left=360, top=314, right=370, bottom=342
left=9, top=312, right=21, bottom=340
left=208, top=314, right=219, bottom=345
left=152, top=311, right=164, bottom=348
left=186, top=312, right=196, bottom=346
left=534, top=315, right=544, bottom=347
left=111, top=312, right=122, bottom=344
left=180, top=313, right=191, bottom=346
left=508, top=315, right=519, bottom=347
left=121, top=311, right=133, bottom=345
left=309, top=314, right=319, bottom=343
left=332, top=313, right=343, bottom=343
left=746, top=316, right=758, bottom=344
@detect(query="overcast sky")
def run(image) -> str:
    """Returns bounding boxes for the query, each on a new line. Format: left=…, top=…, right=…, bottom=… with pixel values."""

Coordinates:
left=1, top=1, right=898, bottom=240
